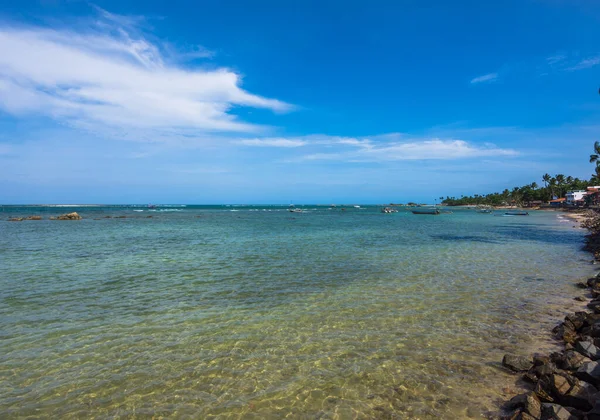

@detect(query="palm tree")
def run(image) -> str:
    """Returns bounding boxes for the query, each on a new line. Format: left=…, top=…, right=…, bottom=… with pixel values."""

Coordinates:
left=542, top=173, right=551, bottom=188
left=591, top=141, right=600, bottom=165
left=531, top=182, right=538, bottom=190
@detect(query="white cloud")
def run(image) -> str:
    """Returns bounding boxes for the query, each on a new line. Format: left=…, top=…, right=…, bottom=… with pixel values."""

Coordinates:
left=566, top=56, right=600, bottom=71
left=0, top=14, right=292, bottom=140
left=546, top=54, right=566, bottom=65
left=470, top=73, right=498, bottom=84
left=236, top=138, right=307, bottom=147
left=245, top=135, right=518, bottom=162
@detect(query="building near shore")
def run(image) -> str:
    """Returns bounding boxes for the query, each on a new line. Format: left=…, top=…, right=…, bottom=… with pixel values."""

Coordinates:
left=566, top=190, right=587, bottom=205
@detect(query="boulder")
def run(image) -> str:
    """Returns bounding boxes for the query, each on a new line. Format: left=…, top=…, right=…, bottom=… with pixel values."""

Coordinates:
left=586, top=400, right=600, bottom=420
left=575, top=361, right=600, bottom=386
left=554, top=324, right=578, bottom=344
left=566, top=313, right=586, bottom=331
left=554, top=351, right=591, bottom=371
left=536, top=373, right=595, bottom=410
left=575, top=340, right=600, bottom=360
left=540, top=403, right=576, bottom=420
left=24, top=215, right=42, bottom=220
left=8, top=217, right=23, bottom=221
left=505, top=392, right=542, bottom=419
left=55, top=212, right=82, bottom=220
left=575, top=282, right=588, bottom=289
left=504, top=355, right=534, bottom=372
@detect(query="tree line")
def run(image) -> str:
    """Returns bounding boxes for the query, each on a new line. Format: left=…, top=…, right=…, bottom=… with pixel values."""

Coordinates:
left=440, top=174, right=594, bottom=206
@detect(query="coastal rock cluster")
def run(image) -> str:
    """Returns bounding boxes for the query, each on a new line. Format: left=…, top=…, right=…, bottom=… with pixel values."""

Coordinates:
left=7, top=212, right=82, bottom=221
left=501, top=273, right=600, bottom=419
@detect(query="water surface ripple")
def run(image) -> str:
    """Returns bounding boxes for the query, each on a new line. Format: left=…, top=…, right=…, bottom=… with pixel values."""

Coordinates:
left=0, top=206, right=594, bottom=418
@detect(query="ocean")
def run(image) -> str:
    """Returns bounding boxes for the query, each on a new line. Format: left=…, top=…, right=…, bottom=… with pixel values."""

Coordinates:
left=0, top=205, right=595, bottom=418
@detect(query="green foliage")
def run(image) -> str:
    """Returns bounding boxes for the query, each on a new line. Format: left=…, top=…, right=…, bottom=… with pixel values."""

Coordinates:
left=442, top=174, right=592, bottom=206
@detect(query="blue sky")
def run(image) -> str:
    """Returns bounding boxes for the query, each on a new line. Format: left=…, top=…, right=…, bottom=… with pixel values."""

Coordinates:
left=0, top=0, right=599, bottom=204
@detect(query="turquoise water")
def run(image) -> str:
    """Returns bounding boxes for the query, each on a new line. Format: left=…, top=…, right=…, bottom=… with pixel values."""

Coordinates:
left=0, top=206, right=595, bottom=419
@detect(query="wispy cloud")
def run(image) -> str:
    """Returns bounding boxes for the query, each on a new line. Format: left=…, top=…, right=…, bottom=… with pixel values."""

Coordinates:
left=546, top=54, right=566, bottom=65
left=470, top=73, right=498, bottom=84
left=245, top=134, right=518, bottom=162
left=0, top=10, right=292, bottom=141
left=236, top=138, right=307, bottom=147
left=566, top=56, right=600, bottom=71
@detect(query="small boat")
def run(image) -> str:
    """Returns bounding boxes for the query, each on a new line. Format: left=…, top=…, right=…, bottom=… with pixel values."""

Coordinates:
left=381, top=207, right=398, bottom=213
left=505, top=211, right=529, bottom=216
left=288, top=208, right=303, bottom=213
left=412, top=208, right=440, bottom=215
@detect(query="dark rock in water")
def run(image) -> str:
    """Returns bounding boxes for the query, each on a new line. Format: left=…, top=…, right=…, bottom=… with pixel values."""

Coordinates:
left=575, top=361, right=600, bottom=386
left=588, top=324, right=600, bottom=338
left=590, top=278, right=600, bottom=288
left=571, top=312, right=588, bottom=327
left=576, top=282, right=588, bottom=289
left=575, top=340, right=600, bottom=360
left=536, top=373, right=595, bottom=410
left=535, top=380, right=555, bottom=403
left=523, top=371, right=539, bottom=384
left=586, top=400, right=600, bottom=420
left=534, top=354, right=552, bottom=366
left=554, top=324, right=578, bottom=344
left=575, top=296, right=586, bottom=302
left=540, top=403, right=577, bottom=419
left=506, top=392, right=542, bottom=419
left=534, top=363, right=557, bottom=377
left=8, top=217, right=23, bottom=221
left=552, top=350, right=591, bottom=371
left=588, top=301, right=600, bottom=312
left=504, top=355, right=534, bottom=372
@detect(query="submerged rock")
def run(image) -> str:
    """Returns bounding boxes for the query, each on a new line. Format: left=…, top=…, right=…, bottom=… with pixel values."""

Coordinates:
left=25, top=215, right=42, bottom=220
left=503, top=355, right=533, bottom=372
left=8, top=217, right=23, bottom=221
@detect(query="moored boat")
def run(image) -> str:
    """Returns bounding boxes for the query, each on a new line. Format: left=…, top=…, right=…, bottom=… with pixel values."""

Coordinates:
left=412, top=208, right=440, bottom=215
left=505, top=210, right=529, bottom=216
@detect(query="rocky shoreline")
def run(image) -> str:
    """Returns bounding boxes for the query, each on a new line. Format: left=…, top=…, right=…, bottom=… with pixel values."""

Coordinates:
left=499, top=209, right=600, bottom=420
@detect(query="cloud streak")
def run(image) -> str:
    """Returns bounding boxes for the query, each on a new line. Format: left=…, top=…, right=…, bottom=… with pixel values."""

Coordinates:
left=236, top=138, right=307, bottom=147
left=241, top=135, right=518, bottom=162
left=0, top=12, right=292, bottom=140
left=566, top=56, right=600, bottom=71
left=470, top=73, right=498, bottom=84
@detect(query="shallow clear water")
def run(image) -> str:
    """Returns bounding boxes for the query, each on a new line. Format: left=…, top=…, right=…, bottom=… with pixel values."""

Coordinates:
left=0, top=206, right=595, bottom=419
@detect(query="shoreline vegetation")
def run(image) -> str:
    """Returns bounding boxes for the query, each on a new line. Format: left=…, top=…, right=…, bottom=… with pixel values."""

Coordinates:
left=498, top=208, right=600, bottom=420
left=441, top=173, right=597, bottom=208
